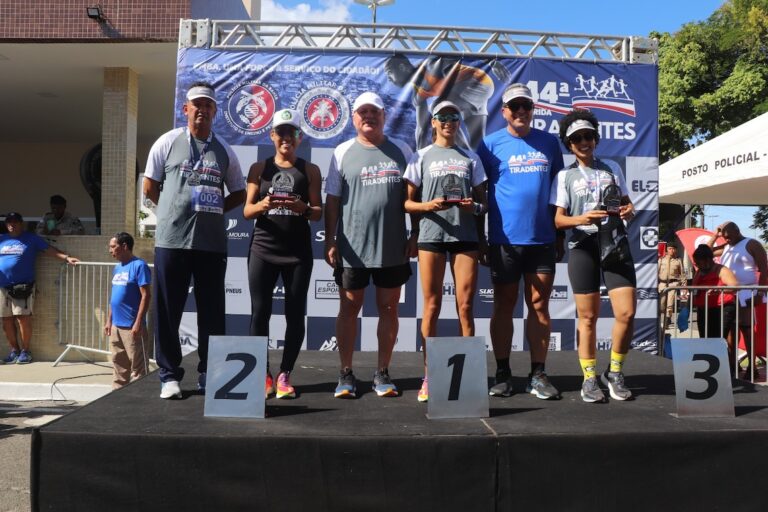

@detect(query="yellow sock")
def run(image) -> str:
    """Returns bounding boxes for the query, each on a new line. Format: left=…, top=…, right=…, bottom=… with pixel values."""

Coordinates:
left=580, top=358, right=597, bottom=380
left=610, top=351, right=626, bottom=373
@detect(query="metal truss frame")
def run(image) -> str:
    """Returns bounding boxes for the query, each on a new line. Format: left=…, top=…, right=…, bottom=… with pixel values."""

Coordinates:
left=179, top=20, right=658, bottom=64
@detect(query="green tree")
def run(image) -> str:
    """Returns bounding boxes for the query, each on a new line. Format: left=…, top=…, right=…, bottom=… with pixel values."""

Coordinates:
left=657, top=0, right=768, bottom=241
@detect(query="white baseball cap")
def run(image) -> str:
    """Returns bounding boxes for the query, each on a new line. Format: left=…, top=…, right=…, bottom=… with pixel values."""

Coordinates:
left=186, top=85, right=216, bottom=102
left=431, top=100, right=463, bottom=118
left=565, top=119, right=597, bottom=137
left=502, top=83, right=533, bottom=104
left=352, top=92, right=385, bottom=112
left=272, top=109, right=301, bottom=129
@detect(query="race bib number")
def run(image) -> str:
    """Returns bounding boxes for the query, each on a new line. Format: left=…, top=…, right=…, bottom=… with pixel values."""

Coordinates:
left=191, top=185, right=224, bottom=214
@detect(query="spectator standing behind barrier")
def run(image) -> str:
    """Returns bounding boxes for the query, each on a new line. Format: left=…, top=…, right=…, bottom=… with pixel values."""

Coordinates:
left=658, top=244, right=684, bottom=328
left=708, top=221, right=768, bottom=376
left=550, top=110, right=636, bottom=403
left=403, top=100, right=488, bottom=403
left=105, top=232, right=151, bottom=389
left=691, top=244, right=738, bottom=368
left=0, top=212, right=79, bottom=365
left=477, top=83, right=564, bottom=400
left=143, top=82, right=246, bottom=400
left=243, top=109, right=322, bottom=400
left=36, top=195, right=85, bottom=236
left=324, top=91, right=416, bottom=399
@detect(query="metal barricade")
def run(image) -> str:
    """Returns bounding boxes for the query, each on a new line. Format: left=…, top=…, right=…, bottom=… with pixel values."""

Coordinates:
left=54, top=261, right=154, bottom=366
left=659, top=285, right=768, bottom=382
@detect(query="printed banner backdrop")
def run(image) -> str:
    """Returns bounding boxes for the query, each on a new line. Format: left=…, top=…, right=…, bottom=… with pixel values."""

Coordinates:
left=176, top=48, right=660, bottom=355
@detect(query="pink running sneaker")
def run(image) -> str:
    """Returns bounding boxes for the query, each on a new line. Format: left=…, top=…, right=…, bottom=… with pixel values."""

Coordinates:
left=265, top=372, right=275, bottom=399
left=417, top=377, right=428, bottom=403
left=276, top=371, right=296, bottom=399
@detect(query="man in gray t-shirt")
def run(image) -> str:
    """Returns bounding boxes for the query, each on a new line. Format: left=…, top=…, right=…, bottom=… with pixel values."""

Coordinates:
left=324, top=91, right=416, bottom=399
left=143, top=81, right=246, bottom=399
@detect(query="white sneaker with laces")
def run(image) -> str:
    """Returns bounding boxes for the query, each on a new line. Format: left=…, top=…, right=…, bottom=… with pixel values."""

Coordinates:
left=160, top=380, right=182, bottom=399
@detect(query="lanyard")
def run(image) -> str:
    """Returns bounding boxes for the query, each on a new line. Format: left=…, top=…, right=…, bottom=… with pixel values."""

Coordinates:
left=188, top=129, right=213, bottom=172
left=578, top=165, right=600, bottom=205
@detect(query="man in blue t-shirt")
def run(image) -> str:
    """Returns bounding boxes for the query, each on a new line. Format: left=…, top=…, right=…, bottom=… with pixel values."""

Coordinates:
left=105, top=232, right=152, bottom=389
left=477, top=83, right=565, bottom=400
left=0, top=212, right=79, bottom=364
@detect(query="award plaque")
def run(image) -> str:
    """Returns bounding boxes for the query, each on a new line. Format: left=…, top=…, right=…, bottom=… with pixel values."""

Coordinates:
left=269, top=170, right=295, bottom=199
left=441, top=173, right=463, bottom=204
left=602, top=183, right=622, bottom=215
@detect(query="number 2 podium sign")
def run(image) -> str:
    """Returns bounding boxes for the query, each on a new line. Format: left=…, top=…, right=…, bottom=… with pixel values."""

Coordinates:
left=426, top=337, right=489, bottom=419
left=204, top=336, right=268, bottom=419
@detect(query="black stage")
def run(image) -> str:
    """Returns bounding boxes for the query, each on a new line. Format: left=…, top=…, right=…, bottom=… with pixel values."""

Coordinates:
left=32, top=351, right=768, bottom=512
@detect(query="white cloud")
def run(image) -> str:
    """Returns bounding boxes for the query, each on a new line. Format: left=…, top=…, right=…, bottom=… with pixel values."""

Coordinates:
left=260, top=0, right=355, bottom=23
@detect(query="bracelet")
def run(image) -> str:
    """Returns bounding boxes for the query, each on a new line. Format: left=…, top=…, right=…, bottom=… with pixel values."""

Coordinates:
left=472, top=202, right=486, bottom=216
left=303, top=204, right=312, bottom=218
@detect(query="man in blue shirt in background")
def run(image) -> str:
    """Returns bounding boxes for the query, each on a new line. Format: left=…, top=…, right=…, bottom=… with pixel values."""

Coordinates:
left=105, top=232, right=152, bottom=389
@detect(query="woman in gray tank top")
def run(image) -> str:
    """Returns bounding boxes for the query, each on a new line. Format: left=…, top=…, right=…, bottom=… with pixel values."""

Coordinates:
left=403, top=100, right=488, bottom=403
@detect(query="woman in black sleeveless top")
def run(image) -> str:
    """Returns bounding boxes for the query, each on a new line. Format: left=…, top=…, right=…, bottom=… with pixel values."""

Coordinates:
left=243, top=109, right=322, bottom=399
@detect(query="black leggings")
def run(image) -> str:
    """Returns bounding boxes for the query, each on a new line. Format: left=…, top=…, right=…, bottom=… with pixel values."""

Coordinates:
left=248, top=254, right=313, bottom=373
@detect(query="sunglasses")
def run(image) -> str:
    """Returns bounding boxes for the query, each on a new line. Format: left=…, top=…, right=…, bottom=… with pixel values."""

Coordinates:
left=274, top=126, right=300, bottom=138
left=433, top=113, right=461, bottom=123
left=505, top=100, right=534, bottom=112
left=568, top=132, right=596, bottom=144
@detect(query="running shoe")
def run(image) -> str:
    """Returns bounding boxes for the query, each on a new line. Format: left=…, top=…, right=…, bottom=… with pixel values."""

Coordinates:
left=3, top=350, right=18, bottom=364
left=160, top=380, right=182, bottom=399
left=525, top=371, right=560, bottom=400
left=16, top=350, right=32, bottom=364
left=372, top=368, right=398, bottom=397
left=600, top=370, right=633, bottom=401
left=417, top=377, right=429, bottom=403
left=334, top=368, right=357, bottom=398
left=197, top=372, right=206, bottom=392
left=276, top=371, right=296, bottom=399
left=265, top=372, right=275, bottom=399
left=489, top=369, right=514, bottom=397
left=580, top=377, right=606, bottom=403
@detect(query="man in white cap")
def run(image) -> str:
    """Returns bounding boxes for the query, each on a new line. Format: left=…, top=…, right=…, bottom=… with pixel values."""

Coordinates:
left=324, top=91, right=416, bottom=398
left=143, top=81, right=246, bottom=399
left=477, top=82, right=565, bottom=400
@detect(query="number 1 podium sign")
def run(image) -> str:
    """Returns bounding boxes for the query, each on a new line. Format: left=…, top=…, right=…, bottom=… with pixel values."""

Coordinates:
left=204, top=336, right=268, bottom=419
left=670, top=338, right=734, bottom=418
left=426, top=337, right=489, bottom=419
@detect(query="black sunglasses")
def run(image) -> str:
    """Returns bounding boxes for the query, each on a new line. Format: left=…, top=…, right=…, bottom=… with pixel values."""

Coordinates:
left=433, top=113, right=461, bottom=122
left=568, top=132, right=596, bottom=144
left=505, top=100, right=534, bottom=112
left=274, top=126, right=300, bottom=138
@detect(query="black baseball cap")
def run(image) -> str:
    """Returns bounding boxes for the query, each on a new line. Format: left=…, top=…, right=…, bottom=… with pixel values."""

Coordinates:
left=5, top=212, right=23, bottom=222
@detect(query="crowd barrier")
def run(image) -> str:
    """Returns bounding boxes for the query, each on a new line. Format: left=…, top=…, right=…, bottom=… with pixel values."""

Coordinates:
left=659, top=285, right=768, bottom=382
left=53, top=261, right=155, bottom=366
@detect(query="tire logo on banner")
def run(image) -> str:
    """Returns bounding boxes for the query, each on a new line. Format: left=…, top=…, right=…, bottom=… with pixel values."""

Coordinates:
left=640, top=226, right=659, bottom=250
left=224, top=81, right=277, bottom=136
left=296, top=86, right=349, bottom=139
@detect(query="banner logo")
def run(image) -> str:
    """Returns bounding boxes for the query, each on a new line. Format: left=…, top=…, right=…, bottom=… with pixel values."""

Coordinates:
left=640, top=226, right=659, bottom=250
left=572, top=74, right=636, bottom=117
left=297, top=86, right=349, bottom=139
left=224, top=81, right=277, bottom=136
left=315, top=280, right=339, bottom=299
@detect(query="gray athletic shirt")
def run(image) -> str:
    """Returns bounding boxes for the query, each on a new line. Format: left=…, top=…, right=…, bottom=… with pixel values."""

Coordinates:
left=145, top=127, right=245, bottom=253
left=326, top=137, right=413, bottom=268
left=403, top=144, right=487, bottom=243
left=549, top=158, right=629, bottom=247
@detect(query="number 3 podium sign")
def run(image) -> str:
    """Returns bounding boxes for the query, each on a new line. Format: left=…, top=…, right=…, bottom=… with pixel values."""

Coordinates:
left=204, top=336, right=268, bottom=419
left=670, top=338, right=734, bottom=418
left=426, top=337, right=489, bottom=419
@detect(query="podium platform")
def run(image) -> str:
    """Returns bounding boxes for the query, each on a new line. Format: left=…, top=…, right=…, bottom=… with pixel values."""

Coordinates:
left=32, top=350, right=768, bottom=512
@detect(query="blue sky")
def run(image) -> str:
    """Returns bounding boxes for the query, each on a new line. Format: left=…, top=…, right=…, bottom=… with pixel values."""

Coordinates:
left=261, top=1, right=758, bottom=235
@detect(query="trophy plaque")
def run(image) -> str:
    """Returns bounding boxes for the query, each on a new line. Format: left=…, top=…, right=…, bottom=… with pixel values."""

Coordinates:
left=602, top=183, right=622, bottom=216
left=269, top=170, right=296, bottom=199
left=441, top=173, right=463, bottom=205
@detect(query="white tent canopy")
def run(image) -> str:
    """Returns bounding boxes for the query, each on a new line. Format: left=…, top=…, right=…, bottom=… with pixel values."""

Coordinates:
left=659, top=112, right=768, bottom=205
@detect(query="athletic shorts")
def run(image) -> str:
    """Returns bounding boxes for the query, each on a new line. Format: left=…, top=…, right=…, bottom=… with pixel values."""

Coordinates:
left=418, top=241, right=479, bottom=254
left=0, top=287, right=35, bottom=317
left=568, top=235, right=636, bottom=294
left=489, top=243, right=556, bottom=284
left=334, top=263, right=411, bottom=290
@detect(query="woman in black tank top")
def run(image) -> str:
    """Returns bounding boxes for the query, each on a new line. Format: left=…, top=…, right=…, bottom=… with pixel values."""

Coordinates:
left=243, top=109, right=322, bottom=399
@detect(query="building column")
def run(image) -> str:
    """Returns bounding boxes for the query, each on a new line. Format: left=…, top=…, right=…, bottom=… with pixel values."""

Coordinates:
left=101, top=67, right=138, bottom=236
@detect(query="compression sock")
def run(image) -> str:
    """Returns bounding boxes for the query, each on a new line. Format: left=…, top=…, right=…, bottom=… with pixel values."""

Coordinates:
left=609, top=351, right=627, bottom=373
left=580, top=358, right=597, bottom=380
